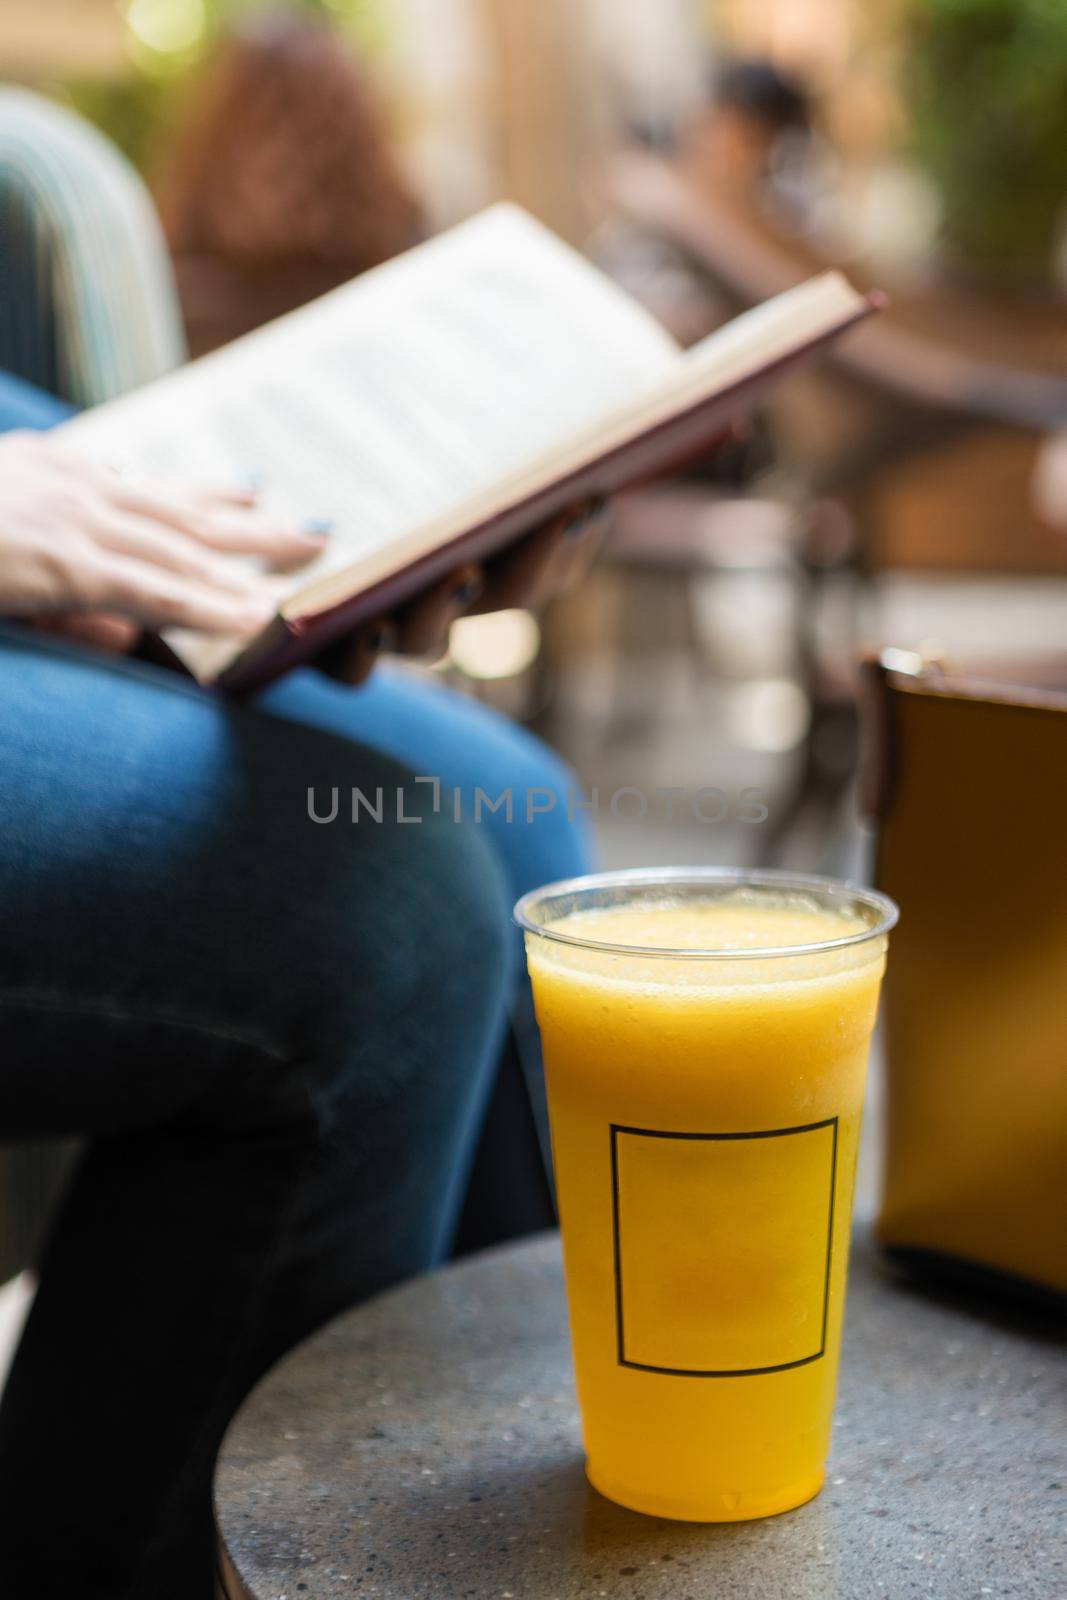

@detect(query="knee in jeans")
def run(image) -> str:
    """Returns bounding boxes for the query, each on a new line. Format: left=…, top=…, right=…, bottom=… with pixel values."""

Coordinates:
left=405, top=805, right=512, bottom=994
left=299, top=777, right=511, bottom=1070
left=492, top=730, right=592, bottom=871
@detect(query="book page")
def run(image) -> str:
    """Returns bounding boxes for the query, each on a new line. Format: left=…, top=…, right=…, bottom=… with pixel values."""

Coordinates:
left=63, top=204, right=680, bottom=600
left=288, top=272, right=868, bottom=620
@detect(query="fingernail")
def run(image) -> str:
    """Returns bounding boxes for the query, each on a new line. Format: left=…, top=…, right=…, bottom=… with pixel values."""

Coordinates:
left=450, top=575, right=484, bottom=607
left=305, top=517, right=334, bottom=539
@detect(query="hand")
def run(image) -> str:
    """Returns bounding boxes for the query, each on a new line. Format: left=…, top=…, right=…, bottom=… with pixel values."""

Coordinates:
left=0, top=430, right=328, bottom=650
left=321, top=499, right=611, bottom=686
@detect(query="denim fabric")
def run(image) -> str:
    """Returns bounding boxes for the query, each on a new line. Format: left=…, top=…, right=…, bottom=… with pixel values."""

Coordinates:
left=0, top=625, right=516, bottom=1596
left=261, top=663, right=594, bottom=982
left=261, top=666, right=595, bottom=1241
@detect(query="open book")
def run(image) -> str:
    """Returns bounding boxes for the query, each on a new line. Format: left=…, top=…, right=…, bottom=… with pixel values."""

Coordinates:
left=63, top=204, right=878, bottom=692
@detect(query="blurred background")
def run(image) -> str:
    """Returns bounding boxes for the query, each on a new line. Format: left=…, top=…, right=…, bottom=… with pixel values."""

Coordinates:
left=3, top=0, right=1066, bottom=877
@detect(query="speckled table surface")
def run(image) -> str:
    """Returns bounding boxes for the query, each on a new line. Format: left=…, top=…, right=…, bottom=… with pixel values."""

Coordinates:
left=215, top=1231, right=1065, bottom=1600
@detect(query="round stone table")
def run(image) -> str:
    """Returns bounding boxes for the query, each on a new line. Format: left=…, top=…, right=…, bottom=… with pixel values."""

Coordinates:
left=215, top=1232, right=1065, bottom=1600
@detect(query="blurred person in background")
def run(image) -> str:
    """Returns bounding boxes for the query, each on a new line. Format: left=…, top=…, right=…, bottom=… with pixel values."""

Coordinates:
left=594, top=57, right=820, bottom=490
left=597, top=56, right=816, bottom=349
left=158, top=8, right=426, bottom=355
left=683, top=58, right=814, bottom=224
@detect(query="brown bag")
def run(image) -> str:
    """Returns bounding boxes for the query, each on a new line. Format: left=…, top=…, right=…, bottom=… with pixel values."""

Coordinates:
left=864, top=651, right=1067, bottom=1309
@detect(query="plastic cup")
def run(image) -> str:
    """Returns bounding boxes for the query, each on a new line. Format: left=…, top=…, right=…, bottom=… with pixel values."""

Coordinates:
left=516, top=867, right=897, bottom=1522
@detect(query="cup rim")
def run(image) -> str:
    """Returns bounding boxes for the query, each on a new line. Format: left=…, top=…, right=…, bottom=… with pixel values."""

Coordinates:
left=513, top=866, right=899, bottom=961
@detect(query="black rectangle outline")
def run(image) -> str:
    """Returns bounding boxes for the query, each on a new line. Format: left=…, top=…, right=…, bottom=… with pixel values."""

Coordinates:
left=610, top=1117, right=839, bottom=1377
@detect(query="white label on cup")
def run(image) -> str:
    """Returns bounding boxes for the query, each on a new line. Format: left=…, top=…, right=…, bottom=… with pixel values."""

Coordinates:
left=610, top=1118, right=838, bottom=1376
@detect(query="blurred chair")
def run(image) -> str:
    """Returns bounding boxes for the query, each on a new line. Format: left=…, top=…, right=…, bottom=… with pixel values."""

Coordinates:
left=0, top=86, right=185, bottom=406
left=599, top=487, right=808, bottom=729
left=156, top=10, right=425, bottom=355
left=602, top=150, right=1067, bottom=858
left=865, top=651, right=1067, bottom=1311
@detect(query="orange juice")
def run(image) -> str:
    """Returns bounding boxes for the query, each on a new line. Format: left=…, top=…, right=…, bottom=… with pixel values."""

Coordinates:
left=518, top=872, right=895, bottom=1522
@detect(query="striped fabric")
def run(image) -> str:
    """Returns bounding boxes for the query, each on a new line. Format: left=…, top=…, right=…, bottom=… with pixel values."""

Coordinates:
left=0, top=86, right=186, bottom=408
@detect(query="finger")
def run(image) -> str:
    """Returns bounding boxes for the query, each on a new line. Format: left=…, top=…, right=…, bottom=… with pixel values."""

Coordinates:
left=473, top=501, right=609, bottom=614
left=316, top=618, right=397, bottom=686
left=81, top=552, right=278, bottom=637
left=189, top=510, right=332, bottom=570
left=179, top=507, right=332, bottom=568
left=394, top=564, right=484, bottom=657
left=33, top=613, right=141, bottom=654
left=193, top=474, right=265, bottom=509
left=95, top=454, right=265, bottom=511
left=88, top=453, right=263, bottom=512
left=91, top=508, right=276, bottom=597
left=550, top=499, right=612, bottom=593
left=473, top=517, right=573, bottom=614
left=109, top=482, right=331, bottom=568
left=476, top=527, right=563, bottom=613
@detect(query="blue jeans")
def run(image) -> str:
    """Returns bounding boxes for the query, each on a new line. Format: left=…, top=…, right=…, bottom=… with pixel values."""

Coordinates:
left=0, top=375, right=592, bottom=1595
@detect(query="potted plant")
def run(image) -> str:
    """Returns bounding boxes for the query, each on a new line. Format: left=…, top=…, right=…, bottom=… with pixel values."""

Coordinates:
left=903, top=0, right=1067, bottom=285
